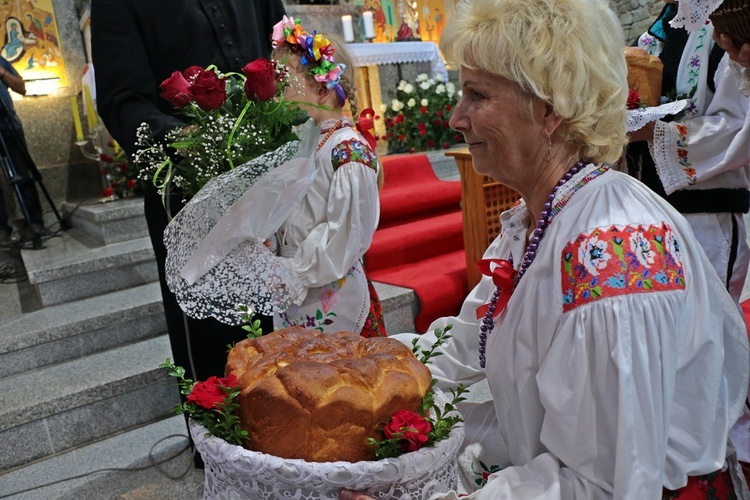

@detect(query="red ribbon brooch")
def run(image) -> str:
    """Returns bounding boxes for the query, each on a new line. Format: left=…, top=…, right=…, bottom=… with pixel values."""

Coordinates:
left=475, top=259, right=517, bottom=319
left=355, top=108, right=378, bottom=151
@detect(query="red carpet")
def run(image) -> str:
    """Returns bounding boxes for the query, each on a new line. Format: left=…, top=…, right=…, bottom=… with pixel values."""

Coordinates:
left=365, top=154, right=468, bottom=333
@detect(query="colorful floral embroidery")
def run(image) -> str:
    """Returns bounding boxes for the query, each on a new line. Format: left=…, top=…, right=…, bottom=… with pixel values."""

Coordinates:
left=471, top=460, right=501, bottom=488
left=561, top=223, right=685, bottom=312
left=675, top=123, right=697, bottom=185
left=331, top=138, right=378, bottom=172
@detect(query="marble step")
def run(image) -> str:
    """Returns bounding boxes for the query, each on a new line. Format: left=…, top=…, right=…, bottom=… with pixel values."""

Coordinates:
left=22, top=229, right=158, bottom=307
left=0, top=282, right=166, bottom=380
left=0, top=335, right=179, bottom=472
left=0, top=415, right=196, bottom=500
left=63, top=197, right=148, bottom=245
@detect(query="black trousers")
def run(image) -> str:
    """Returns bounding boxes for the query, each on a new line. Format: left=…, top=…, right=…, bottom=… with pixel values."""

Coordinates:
left=0, top=127, right=43, bottom=234
left=143, top=182, right=274, bottom=382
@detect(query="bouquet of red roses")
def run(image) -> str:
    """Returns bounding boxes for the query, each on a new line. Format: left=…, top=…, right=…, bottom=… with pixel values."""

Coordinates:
left=135, top=58, right=307, bottom=202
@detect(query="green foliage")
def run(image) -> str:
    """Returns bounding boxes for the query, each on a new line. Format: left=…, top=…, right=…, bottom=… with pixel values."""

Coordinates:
left=411, top=324, right=453, bottom=364
left=238, top=304, right=264, bottom=338
left=160, top=358, right=249, bottom=447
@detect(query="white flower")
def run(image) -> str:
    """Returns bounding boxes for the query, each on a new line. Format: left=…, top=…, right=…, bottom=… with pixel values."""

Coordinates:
left=407, top=98, right=416, bottom=108
left=416, top=73, right=429, bottom=82
left=397, top=80, right=406, bottom=90
left=427, top=78, right=435, bottom=86
left=435, top=84, right=446, bottom=94
left=420, top=81, right=430, bottom=90
left=403, top=83, right=414, bottom=94
left=380, top=103, right=388, bottom=113
left=446, top=82, right=456, bottom=96
left=577, top=235, right=611, bottom=276
left=421, top=98, right=429, bottom=107
left=629, top=231, right=656, bottom=267
left=391, top=99, right=404, bottom=112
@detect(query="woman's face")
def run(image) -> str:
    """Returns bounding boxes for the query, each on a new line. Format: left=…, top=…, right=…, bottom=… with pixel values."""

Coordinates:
left=449, top=66, right=546, bottom=188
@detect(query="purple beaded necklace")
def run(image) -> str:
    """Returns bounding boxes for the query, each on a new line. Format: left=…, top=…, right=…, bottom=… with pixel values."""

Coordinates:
left=479, top=160, right=585, bottom=368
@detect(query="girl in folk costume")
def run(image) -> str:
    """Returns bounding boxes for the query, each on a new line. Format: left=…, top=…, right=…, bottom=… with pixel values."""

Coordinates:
left=270, top=17, right=386, bottom=338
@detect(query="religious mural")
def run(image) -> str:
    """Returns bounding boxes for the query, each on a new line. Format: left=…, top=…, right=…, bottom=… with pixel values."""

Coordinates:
left=0, top=0, right=67, bottom=92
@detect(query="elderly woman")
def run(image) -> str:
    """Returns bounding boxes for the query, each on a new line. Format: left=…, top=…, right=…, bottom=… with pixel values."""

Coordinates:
left=339, top=0, right=749, bottom=498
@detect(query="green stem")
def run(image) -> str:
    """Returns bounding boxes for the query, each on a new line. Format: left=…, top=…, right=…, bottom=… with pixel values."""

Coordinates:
left=225, top=99, right=254, bottom=170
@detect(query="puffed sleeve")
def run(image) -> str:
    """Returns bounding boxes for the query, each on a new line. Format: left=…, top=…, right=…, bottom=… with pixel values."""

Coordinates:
left=429, top=220, right=748, bottom=499
left=292, top=138, right=380, bottom=288
left=651, top=56, right=750, bottom=194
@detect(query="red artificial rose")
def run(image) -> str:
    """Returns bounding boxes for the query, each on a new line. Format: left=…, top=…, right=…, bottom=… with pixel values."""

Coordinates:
left=437, top=111, right=444, bottom=118
left=445, top=104, right=452, bottom=111
left=102, top=187, right=113, bottom=197
left=159, top=71, right=194, bottom=109
left=99, top=153, right=114, bottom=163
left=127, top=179, right=137, bottom=189
left=420, top=106, right=428, bottom=114
left=190, top=69, right=227, bottom=110
left=187, top=373, right=238, bottom=410
left=443, top=142, right=450, bottom=149
left=110, top=181, right=118, bottom=188
left=627, top=89, right=641, bottom=110
left=384, top=409, right=432, bottom=452
left=119, top=163, right=128, bottom=171
left=427, top=139, right=435, bottom=148
left=242, top=58, right=278, bottom=102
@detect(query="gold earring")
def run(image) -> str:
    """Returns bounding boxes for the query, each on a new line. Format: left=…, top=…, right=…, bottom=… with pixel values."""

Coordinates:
left=545, top=131, right=552, bottom=162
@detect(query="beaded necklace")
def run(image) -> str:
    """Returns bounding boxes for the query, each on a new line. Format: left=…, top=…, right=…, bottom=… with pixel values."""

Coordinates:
left=478, top=161, right=585, bottom=368
left=317, top=119, right=347, bottom=151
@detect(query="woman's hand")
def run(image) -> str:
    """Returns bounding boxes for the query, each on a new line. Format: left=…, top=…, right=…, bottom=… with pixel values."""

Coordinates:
left=714, top=32, right=750, bottom=68
left=627, top=121, right=655, bottom=143
left=339, top=490, right=375, bottom=500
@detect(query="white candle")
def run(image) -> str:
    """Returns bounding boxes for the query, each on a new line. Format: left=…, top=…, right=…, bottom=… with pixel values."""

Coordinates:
left=362, top=11, right=375, bottom=39
left=341, top=15, right=354, bottom=42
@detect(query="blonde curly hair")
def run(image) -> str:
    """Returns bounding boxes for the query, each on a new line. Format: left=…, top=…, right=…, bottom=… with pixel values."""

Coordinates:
left=440, top=0, right=628, bottom=164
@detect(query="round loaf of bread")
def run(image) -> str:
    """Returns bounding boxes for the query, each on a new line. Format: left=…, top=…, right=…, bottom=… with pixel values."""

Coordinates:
left=225, top=327, right=433, bottom=463
left=624, top=46, right=664, bottom=107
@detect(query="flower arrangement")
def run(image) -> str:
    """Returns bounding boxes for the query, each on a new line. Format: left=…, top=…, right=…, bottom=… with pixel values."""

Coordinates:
left=381, top=73, right=464, bottom=154
left=99, top=143, right=143, bottom=199
left=162, top=321, right=466, bottom=460
left=134, top=58, right=307, bottom=203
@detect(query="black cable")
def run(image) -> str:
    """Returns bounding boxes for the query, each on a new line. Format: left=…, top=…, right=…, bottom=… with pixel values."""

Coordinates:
left=0, top=434, right=194, bottom=499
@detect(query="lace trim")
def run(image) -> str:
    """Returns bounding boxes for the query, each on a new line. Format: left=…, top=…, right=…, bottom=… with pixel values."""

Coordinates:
left=670, top=0, right=722, bottom=31
left=626, top=100, right=689, bottom=133
left=191, top=389, right=463, bottom=499
left=651, top=121, right=686, bottom=195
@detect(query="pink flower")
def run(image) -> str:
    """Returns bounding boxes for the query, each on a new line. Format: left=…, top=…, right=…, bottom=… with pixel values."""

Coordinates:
left=319, top=289, right=337, bottom=314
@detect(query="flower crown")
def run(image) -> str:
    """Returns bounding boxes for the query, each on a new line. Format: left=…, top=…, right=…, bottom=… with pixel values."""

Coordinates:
left=271, top=16, right=347, bottom=106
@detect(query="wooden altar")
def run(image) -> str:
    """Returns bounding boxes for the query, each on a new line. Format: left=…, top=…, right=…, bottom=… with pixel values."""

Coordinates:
left=445, top=149, right=521, bottom=289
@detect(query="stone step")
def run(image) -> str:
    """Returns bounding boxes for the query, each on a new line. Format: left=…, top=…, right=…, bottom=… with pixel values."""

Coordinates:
left=62, top=197, right=148, bottom=245
left=0, top=335, right=179, bottom=472
left=21, top=229, right=158, bottom=307
left=0, top=415, right=197, bottom=500
left=0, top=282, right=166, bottom=380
